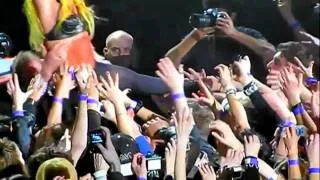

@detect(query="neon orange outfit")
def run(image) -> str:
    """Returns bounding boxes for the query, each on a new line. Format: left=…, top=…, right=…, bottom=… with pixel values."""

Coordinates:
left=23, top=0, right=95, bottom=80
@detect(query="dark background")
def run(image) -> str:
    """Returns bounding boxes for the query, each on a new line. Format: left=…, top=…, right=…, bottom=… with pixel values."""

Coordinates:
left=0, top=0, right=318, bottom=75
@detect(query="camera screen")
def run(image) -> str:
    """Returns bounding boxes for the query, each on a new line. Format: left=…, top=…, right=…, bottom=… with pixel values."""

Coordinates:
left=296, top=125, right=305, bottom=137
left=121, top=163, right=133, bottom=176
left=147, top=159, right=161, bottom=171
left=90, top=132, right=103, bottom=144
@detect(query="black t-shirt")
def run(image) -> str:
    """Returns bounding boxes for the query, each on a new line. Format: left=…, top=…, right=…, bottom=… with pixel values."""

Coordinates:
left=182, top=26, right=268, bottom=81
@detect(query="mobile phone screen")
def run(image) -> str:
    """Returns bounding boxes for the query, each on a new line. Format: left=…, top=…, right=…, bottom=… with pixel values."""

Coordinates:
left=90, top=132, right=103, bottom=144
left=295, top=125, right=305, bottom=137
left=121, top=163, right=133, bottom=176
left=147, top=159, right=161, bottom=171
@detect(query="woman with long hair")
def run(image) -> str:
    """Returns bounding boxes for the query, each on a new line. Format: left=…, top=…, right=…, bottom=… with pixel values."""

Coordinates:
left=23, top=0, right=95, bottom=81
left=22, top=0, right=195, bottom=94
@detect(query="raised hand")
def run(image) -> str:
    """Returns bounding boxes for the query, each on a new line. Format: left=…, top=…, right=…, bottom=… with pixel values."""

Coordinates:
left=215, top=12, right=236, bottom=36
left=293, top=57, right=314, bottom=78
left=198, top=164, right=216, bottom=180
left=184, top=68, right=206, bottom=81
left=7, top=73, right=33, bottom=110
left=101, top=100, right=116, bottom=124
left=282, top=127, right=300, bottom=157
left=132, top=153, right=147, bottom=178
left=233, top=56, right=253, bottom=85
left=266, top=69, right=283, bottom=90
left=28, top=74, right=47, bottom=101
left=87, top=70, right=99, bottom=100
left=98, top=72, right=123, bottom=104
left=214, top=64, right=233, bottom=88
left=203, top=75, right=222, bottom=92
left=305, top=134, right=319, bottom=167
left=244, top=135, right=261, bottom=157
left=192, top=79, right=215, bottom=107
left=220, top=149, right=244, bottom=168
left=210, top=120, right=243, bottom=151
left=53, top=63, right=75, bottom=98
left=96, top=127, right=120, bottom=172
left=75, top=64, right=91, bottom=94
left=280, top=66, right=303, bottom=105
left=156, top=57, right=184, bottom=93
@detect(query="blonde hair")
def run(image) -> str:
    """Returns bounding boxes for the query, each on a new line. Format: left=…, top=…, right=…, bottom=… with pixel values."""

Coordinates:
left=36, top=157, right=77, bottom=180
left=23, top=0, right=95, bottom=52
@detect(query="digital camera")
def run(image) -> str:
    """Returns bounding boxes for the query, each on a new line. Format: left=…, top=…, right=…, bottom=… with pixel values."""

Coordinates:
left=189, top=8, right=226, bottom=28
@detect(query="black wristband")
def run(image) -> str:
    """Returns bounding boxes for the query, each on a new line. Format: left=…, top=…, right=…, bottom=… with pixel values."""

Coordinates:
left=243, top=81, right=258, bottom=96
left=133, top=100, right=143, bottom=114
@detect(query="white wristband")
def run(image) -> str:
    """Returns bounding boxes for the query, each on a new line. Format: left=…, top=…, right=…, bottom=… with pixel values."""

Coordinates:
left=94, top=169, right=107, bottom=180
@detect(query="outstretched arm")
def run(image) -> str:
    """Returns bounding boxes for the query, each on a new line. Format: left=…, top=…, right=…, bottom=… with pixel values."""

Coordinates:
left=165, top=29, right=207, bottom=67
left=216, top=12, right=276, bottom=63
left=95, top=63, right=169, bottom=94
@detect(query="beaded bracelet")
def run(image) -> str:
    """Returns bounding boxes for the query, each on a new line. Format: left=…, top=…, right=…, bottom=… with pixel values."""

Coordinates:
left=309, top=167, right=320, bottom=174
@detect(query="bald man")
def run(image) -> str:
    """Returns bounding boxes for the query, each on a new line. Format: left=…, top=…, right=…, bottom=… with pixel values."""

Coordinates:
left=102, top=30, right=134, bottom=67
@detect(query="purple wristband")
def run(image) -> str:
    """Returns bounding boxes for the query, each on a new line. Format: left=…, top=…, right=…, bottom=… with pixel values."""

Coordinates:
left=244, top=156, right=259, bottom=169
left=171, top=92, right=185, bottom=101
left=305, top=77, right=318, bottom=85
left=53, top=97, right=64, bottom=104
left=309, top=167, right=320, bottom=174
left=137, top=177, right=147, bottom=180
left=79, top=94, right=88, bottom=101
left=289, top=21, right=301, bottom=30
left=87, top=98, right=99, bottom=105
left=292, top=103, right=304, bottom=116
left=288, top=159, right=299, bottom=166
left=278, top=120, right=295, bottom=128
left=68, top=70, right=75, bottom=80
left=12, top=110, right=24, bottom=117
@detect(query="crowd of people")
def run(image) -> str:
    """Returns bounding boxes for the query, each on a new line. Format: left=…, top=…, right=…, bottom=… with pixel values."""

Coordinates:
left=0, top=0, right=319, bottom=179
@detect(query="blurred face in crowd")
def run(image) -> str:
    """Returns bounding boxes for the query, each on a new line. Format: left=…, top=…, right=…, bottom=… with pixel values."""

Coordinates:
left=103, top=30, right=133, bottom=67
left=79, top=173, right=94, bottom=180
